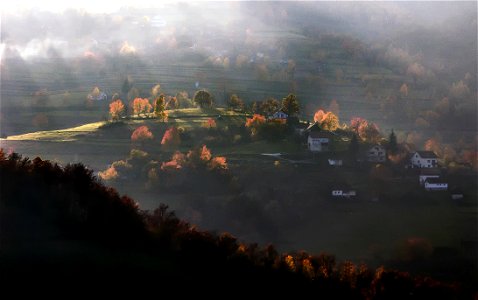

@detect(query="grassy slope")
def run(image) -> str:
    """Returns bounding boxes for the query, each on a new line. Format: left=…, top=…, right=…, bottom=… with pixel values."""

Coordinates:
left=3, top=121, right=107, bottom=142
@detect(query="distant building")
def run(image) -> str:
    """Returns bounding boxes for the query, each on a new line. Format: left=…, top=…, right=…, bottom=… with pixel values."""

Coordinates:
left=410, top=151, right=438, bottom=168
left=331, top=185, right=356, bottom=198
left=367, top=145, right=386, bottom=162
left=87, top=92, right=107, bottom=101
left=419, top=168, right=441, bottom=185
left=424, top=178, right=448, bottom=191
left=304, top=122, right=334, bottom=152
left=328, top=158, right=343, bottom=166
left=269, top=110, right=288, bottom=120
left=308, top=131, right=332, bottom=152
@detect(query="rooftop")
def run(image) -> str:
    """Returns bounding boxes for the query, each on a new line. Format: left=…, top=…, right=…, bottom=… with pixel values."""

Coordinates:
left=309, top=131, right=333, bottom=139
left=416, top=151, right=438, bottom=159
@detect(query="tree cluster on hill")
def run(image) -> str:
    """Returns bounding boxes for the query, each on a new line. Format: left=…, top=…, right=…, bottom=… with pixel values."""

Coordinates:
left=0, top=150, right=467, bottom=296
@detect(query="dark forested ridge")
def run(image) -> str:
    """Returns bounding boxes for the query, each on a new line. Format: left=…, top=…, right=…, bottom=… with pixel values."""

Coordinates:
left=0, top=149, right=471, bottom=297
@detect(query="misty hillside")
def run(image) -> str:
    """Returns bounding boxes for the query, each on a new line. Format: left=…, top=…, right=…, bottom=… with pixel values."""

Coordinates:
left=1, top=2, right=476, bottom=136
left=0, top=2, right=476, bottom=294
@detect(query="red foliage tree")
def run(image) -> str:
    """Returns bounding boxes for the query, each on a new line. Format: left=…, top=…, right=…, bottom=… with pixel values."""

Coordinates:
left=131, top=126, right=153, bottom=143
left=200, top=145, right=212, bottom=161
left=350, top=117, right=367, bottom=134
left=161, top=127, right=181, bottom=148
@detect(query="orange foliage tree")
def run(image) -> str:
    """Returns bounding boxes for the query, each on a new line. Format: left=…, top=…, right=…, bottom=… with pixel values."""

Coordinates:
left=161, top=127, right=181, bottom=148
left=109, top=99, right=125, bottom=121
left=399, top=83, right=409, bottom=97
left=314, top=109, right=326, bottom=123
left=98, top=166, right=119, bottom=181
left=314, top=110, right=339, bottom=131
left=358, top=121, right=380, bottom=142
left=131, top=126, right=153, bottom=143
left=321, top=112, right=339, bottom=131
left=208, top=156, right=228, bottom=170
left=245, top=114, right=266, bottom=137
left=245, top=114, right=266, bottom=127
left=132, top=98, right=152, bottom=116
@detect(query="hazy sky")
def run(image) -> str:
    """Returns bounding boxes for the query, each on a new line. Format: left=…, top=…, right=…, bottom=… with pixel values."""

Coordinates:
left=4, top=0, right=459, bottom=14
left=1, top=0, right=167, bottom=14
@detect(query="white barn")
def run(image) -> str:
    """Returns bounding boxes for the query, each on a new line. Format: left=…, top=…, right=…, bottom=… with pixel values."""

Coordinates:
left=308, top=131, right=332, bottom=152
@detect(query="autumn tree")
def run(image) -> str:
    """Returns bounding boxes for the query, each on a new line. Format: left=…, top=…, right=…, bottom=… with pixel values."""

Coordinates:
left=314, top=109, right=326, bottom=123
left=399, top=83, right=409, bottom=97
left=350, top=117, right=368, bottom=134
left=131, top=126, right=153, bottom=143
left=109, top=99, right=125, bottom=121
left=434, top=97, right=450, bottom=115
left=449, top=80, right=470, bottom=99
left=98, top=166, right=119, bottom=181
left=424, top=138, right=442, bottom=157
left=176, top=91, right=193, bottom=108
left=358, top=122, right=380, bottom=143
left=161, top=127, right=181, bottom=148
left=314, top=109, right=339, bottom=131
left=281, top=94, right=300, bottom=116
left=154, top=94, right=167, bottom=121
left=320, top=112, right=339, bottom=131
left=406, top=62, right=425, bottom=84
left=151, top=84, right=161, bottom=99
left=245, top=114, right=266, bottom=138
left=261, top=98, right=281, bottom=116
left=167, top=96, right=179, bottom=109
left=208, top=156, right=228, bottom=171
left=227, top=94, right=244, bottom=111
left=132, top=98, right=152, bottom=116
left=193, top=90, right=213, bottom=108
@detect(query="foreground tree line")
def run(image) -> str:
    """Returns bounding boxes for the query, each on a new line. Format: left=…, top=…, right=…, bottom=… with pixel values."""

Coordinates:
left=0, top=149, right=470, bottom=297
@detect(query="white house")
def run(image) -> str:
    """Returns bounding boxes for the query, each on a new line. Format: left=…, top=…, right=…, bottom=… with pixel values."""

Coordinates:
left=331, top=188, right=356, bottom=198
left=87, top=91, right=107, bottom=101
left=308, top=131, right=331, bottom=152
left=410, top=151, right=438, bottom=168
left=424, top=178, right=448, bottom=191
left=419, top=169, right=441, bottom=185
left=367, top=145, right=386, bottom=162
left=328, top=158, right=343, bottom=166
